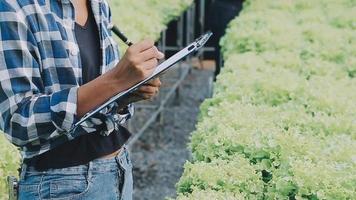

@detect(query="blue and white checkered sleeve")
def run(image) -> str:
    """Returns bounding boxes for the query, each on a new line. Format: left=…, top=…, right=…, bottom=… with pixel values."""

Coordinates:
left=0, top=7, right=78, bottom=147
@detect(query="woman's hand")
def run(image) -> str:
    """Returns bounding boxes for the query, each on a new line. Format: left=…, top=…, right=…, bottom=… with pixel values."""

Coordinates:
left=77, top=39, right=164, bottom=117
left=117, top=78, right=162, bottom=112
left=110, top=39, right=164, bottom=90
left=128, top=78, right=162, bottom=103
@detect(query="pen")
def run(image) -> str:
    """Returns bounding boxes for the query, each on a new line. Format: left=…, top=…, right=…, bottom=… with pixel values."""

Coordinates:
left=111, top=25, right=133, bottom=46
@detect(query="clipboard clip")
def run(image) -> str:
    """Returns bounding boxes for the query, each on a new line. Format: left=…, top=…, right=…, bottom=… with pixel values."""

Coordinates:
left=196, top=31, right=213, bottom=48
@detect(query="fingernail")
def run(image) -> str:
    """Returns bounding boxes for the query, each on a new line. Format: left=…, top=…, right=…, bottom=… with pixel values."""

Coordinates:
left=158, top=52, right=165, bottom=59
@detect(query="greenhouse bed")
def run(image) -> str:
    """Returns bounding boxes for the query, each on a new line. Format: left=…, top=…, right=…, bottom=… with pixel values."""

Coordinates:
left=176, top=0, right=356, bottom=199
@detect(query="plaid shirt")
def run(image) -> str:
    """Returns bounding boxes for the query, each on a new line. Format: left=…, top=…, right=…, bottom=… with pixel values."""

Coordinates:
left=0, top=0, right=134, bottom=159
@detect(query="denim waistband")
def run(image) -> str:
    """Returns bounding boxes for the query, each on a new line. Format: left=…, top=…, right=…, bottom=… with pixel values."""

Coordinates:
left=20, top=146, right=131, bottom=180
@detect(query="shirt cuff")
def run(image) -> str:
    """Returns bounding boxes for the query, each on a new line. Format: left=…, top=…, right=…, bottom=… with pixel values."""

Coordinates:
left=50, top=87, right=78, bottom=133
left=115, top=103, right=134, bottom=124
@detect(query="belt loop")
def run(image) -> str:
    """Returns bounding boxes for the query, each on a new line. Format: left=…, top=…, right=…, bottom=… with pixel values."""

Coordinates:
left=115, top=145, right=126, bottom=167
left=115, top=151, right=123, bottom=166
left=20, top=163, right=27, bottom=180
left=124, top=147, right=130, bottom=164
left=87, top=161, right=93, bottom=181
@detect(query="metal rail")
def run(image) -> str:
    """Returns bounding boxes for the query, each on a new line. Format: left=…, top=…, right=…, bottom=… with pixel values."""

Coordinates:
left=126, top=1, right=213, bottom=148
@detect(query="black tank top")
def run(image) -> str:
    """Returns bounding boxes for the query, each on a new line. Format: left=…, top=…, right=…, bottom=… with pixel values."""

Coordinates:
left=26, top=6, right=131, bottom=171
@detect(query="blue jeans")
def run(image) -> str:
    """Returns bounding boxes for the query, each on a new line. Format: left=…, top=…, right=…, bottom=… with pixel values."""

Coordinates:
left=18, top=147, right=133, bottom=200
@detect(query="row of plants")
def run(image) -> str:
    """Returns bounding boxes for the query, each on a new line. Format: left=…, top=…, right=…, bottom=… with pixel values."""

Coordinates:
left=176, top=0, right=355, bottom=199
left=109, top=0, right=193, bottom=51
left=0, top=0, right=193, bottom=198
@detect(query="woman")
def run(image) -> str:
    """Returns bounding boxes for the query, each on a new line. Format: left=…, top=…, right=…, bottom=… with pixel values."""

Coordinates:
left=0, top=0, right=164, bottom=199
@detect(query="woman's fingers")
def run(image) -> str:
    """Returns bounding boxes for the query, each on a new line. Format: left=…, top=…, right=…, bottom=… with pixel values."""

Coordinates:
left=128, top=78, right=161, bottom=102
left=139, top=58, right=158, bottom=71
left=131, top=84, right=159, bottom=100
left=130, top=39, right=155, bottom=53
left=139, top=46, right=165, bottom=62
left=131, top=92, right=155, bottom=100
left=136, top=85, right=158, bottom=94
left=144, top=78, right=161, bottom=87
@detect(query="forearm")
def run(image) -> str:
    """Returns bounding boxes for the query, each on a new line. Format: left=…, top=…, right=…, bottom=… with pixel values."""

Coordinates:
left=77, top=69, right=129, bottom=117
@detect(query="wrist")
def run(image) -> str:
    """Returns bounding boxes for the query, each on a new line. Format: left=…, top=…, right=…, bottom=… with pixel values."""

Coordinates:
left=103, top=67, right=129, bottom=95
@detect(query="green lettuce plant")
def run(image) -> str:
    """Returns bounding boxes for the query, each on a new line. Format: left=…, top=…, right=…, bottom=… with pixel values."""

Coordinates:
left=177, top=0, right=356, bottom=199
